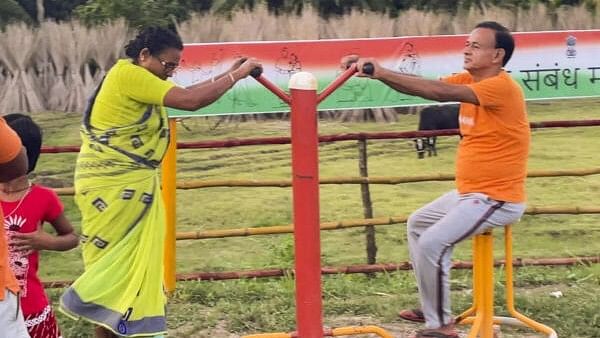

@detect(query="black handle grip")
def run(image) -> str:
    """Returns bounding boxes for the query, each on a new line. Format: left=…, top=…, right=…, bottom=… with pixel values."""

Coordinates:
left=250, top=67, right=263, bottom=78
left=362, top=63, right=374, bottom=75
left=240, top=57, right=263, bottom=78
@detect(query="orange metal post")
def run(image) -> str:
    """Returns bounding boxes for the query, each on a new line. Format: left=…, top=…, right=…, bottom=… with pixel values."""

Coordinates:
left=243, top=333, right=294, bottom=338
left=329, top=326, right=394, bottom=337
left=504, top=226, right=558, bottom=337
left=162, top=118, right=178, bottom=293
left=458, top=227, right=557, bottom=338
left=477, top=231, right=495, bottom=338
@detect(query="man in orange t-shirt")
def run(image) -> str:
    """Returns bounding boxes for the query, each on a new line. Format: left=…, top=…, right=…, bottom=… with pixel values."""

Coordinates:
left=342, top=21, right=529, bottom=338
left=0, top=116, right=30, bottom=337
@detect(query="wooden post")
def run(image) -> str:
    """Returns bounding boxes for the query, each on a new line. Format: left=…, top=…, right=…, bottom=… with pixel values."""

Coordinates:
left=358, top=138, right=377, bottom=265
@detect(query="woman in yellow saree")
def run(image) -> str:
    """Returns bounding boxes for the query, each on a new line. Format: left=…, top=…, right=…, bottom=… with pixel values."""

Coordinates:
left=60, top=26, right=261, bottom=338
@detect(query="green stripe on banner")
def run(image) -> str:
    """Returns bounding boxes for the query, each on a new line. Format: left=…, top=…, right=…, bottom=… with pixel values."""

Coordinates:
left=168, top=80, right=438, bottom=117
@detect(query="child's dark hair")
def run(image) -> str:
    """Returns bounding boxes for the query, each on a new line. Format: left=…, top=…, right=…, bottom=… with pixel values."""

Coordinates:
left=124, top=26, right=183, bottom=59
left=4, top=113, right=42, bottom=174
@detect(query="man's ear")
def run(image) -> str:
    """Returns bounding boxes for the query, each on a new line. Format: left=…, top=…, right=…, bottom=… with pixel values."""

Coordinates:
left=494, top=48, right=505, bottom=65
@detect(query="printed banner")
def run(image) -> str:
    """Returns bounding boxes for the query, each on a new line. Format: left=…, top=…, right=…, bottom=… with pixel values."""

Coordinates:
left=169, top=30, right=600, bottom=117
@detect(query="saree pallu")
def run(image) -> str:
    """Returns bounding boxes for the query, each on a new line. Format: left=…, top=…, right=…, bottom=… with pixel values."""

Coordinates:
left=60, top=82, right=170, bottom=337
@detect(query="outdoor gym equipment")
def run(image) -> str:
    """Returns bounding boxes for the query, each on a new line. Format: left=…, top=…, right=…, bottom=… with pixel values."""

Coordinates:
left=161, top=61, right=558, bottom=338
left=241, top=65, right=393, bottom=338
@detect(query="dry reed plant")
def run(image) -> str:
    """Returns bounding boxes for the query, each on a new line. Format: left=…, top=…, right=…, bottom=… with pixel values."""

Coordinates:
left=42, top=21, right=70, bottom=112
left=0, top=4, right=597, bottom=117
left=394, top=9, right=452, bottom=36
left=90, top=19, right=129, bottom=80
left=62, top=21, right=94, bottom=112
left=478, top=5, right=516, bottom=31
left=176, top=12, right=226, bottom=43
left=514, top=3, right=554, bottom=32
left=322, top=10, right=394, bottom=39
left=264, top=7, right=320, bottom=41
left=452, top=5, right=490, bottom=33
left=0, top=23, right=44, bottom=114
left=555, top=4, right=597, bottom=30
left=221, top=9, right=268, bottom=41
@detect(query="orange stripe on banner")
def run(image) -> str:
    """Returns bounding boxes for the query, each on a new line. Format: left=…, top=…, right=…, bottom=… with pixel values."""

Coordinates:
left=179, top=30, right=600, bottom=70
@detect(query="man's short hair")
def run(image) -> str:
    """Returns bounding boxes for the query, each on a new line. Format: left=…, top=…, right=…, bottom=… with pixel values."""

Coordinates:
left=475, top=21, right=514, bottom=67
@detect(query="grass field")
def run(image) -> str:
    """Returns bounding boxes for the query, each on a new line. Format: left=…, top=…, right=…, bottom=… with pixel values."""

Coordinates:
left=30, top=98, right=600, bottom=337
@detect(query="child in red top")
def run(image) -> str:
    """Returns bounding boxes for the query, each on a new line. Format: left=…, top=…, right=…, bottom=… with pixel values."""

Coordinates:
left=1, top=114, right=79, bottom=338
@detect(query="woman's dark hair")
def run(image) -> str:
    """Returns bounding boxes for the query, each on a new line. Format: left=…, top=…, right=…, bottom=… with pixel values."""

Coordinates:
left=4, top=113, right=42, bottom=174
left=124, top=26, right=183, bottom=59
left=475, top=21, right=514, bottom=67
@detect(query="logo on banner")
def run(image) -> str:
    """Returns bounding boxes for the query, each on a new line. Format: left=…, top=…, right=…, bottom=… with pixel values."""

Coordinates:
left=566, top=35, right=577, bottom=58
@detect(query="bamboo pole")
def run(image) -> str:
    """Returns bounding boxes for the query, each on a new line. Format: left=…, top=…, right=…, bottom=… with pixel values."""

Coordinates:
left=39, top=119, right=600, bottom=155
left=42, top=255, right=600, bottom=288
left=54, top=166, right=600, bottom=195
left=175, top=207, right=600, bottom=240
left=358, top=138, right=377, bottom=265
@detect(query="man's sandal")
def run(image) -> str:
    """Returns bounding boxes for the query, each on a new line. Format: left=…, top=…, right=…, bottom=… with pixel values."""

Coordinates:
left=398, top=309, right=426, bottom=323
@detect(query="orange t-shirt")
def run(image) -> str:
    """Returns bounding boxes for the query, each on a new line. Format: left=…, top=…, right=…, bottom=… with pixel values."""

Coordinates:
left=444, top=71, right=530, bottom=203
left=0, top=117, right=22, bottom=300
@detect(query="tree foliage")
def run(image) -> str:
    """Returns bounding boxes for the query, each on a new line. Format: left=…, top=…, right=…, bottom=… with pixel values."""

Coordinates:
left=74, top=0, right=191, bottom=27
left=0, top=0, right=33, bottom=28
left=14, top=0, right=87, bottom=23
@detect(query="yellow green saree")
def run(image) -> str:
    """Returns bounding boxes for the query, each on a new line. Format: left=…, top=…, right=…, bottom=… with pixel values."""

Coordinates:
left=60, top=71, right=171, bottom=337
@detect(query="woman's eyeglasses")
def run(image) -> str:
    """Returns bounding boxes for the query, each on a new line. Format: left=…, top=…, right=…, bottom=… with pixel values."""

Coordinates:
left=158, top=58, right=179, bottom=71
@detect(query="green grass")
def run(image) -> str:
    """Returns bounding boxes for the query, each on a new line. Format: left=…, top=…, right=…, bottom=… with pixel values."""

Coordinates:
left=30, top=98, right=600, bottom=337
left=46, top=264, right=600, bottom=337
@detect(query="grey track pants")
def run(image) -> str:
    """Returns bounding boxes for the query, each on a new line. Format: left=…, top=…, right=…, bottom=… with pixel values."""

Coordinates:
left=0, top=289, right=29, bottom=338
left=407, top=189, right=525, bottom=329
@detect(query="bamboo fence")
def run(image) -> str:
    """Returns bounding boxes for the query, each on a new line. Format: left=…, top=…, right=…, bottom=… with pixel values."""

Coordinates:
left=34, top=121, right=600, bottom=286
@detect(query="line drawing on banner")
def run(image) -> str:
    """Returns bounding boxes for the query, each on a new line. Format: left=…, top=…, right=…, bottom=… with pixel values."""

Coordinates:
left=395, top=42, right=421, bottom=75
left=272, top=47, right=303, bottom=108
left=381, top=41, right=423, bottom=103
